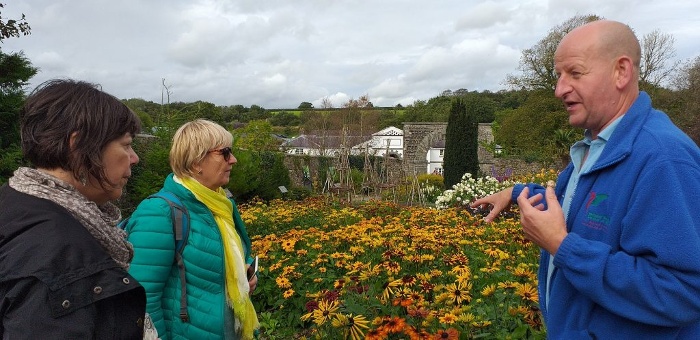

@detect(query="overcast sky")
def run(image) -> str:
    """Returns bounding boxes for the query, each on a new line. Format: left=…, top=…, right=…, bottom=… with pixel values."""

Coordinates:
left=3, top=0, right=699, bottom=109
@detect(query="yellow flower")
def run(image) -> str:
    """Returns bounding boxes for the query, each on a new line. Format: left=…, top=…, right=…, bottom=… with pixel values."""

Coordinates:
left=445, top=281, right=472, bottom=305
left=349, top=246, right=365, bottom=255
left=481, top=284, right=496, bottom=297
left=275, top=277, right=292, bottom=289
left=311, top=299, right=340, bottom=326
left=472, top=320, right=492, bottom=328
left=439, top=312, right=458, bottom=324
left=332, top=313, right=369, bottom=340
left=458, top=312, right=476, bottom=323
left=455, top=272, right=471, bottom=285
left=381, top=278, right=403, bottom=303
left=450, top=264, right=471, bottom=276
left=515, top=282, right=539, bottom=303
left=281, top=239, right=296, bottom=252
left=283, top=289, right=295, bottom=299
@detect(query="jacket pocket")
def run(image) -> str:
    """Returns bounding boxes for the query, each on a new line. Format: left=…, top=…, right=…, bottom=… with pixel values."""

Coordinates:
left=45, top=259, right=142, bottom=318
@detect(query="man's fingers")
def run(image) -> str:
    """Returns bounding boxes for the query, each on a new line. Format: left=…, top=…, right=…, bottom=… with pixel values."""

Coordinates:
left=516, top=187, right=530, bottom=208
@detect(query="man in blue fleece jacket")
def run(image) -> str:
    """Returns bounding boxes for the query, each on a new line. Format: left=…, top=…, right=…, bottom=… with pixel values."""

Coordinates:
left=472, top=20, right=700, bottom=339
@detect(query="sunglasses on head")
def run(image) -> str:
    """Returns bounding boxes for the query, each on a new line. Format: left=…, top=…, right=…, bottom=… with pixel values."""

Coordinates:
left=208, top=146, right=233, bottom=162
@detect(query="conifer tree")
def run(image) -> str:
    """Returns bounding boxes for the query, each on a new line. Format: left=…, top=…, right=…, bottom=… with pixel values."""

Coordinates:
left=443, top=99, right=478, bottom=189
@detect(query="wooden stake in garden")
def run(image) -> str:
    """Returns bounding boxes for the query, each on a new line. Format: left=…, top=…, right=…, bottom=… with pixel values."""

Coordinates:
left=330, top=126, right=354, bottom=202
left=361, top=144, right=376, bottom=196
left=406, top=167, right=426, bottom=206
left=376, top=143, right=397, bottom=202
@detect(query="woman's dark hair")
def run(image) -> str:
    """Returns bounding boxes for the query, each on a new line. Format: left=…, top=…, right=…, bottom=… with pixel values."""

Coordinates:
left=20, top=79, right=141, bottom=188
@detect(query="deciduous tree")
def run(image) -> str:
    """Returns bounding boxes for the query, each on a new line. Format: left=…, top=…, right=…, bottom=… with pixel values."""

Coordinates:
left=639, top=29, right=679, bottom=92
left=0, top=3, right=35, bottom=184
left=505, top=14, right=600, bottom=91
left=0, top=3, right=31, bottom=40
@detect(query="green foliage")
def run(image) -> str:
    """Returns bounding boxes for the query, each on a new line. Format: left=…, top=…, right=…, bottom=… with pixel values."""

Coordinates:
left=668, top=56, right=700, bottom=145
left=0, top=145, right=23, bottom=185
left=228, top=149, right=291, bottom=201
left=0, top=49, right=37, bottom=184
left=505, top=14, right=601, bottom=91
left=0, top=3, right=31, bottom=41
left=443, top=98, right=479, bottom=189
left=269, top=110, right=301, bottom=127
left=233, top=120, right=279, bottom=151
left=0, top=51, right=36, bottom=149
left=403, top=96, right=452, bottom=122
left=494, top=90, right=569, bottom=163
left=228, top=149, right=259, bottom=197
left=284, top=185, right=313, bottom=201
left=417, top=173, right=444, bottom=203
left=119, top=130, right=173, bottom=214
left=298, top=101, right=313, bottom=109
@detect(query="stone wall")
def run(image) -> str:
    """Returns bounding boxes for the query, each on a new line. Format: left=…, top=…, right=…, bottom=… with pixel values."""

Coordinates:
left=283, top=123, right=549, bottom=191
left=402, top=122, right=497, bottom=175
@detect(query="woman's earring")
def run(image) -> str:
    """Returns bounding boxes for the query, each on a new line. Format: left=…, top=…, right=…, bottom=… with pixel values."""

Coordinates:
left=79, top=173, right=87, bottom=186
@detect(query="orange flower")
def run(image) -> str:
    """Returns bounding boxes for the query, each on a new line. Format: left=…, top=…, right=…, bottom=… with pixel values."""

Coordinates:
left=365, top=328, right=388, bottom=340
left=433, top=328, right=459, bottom=340
left=382, top=316, right=408, bottom=334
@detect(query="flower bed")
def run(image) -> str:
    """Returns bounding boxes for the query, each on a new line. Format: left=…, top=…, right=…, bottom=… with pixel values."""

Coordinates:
left=241, top=176, right=552, bottom=339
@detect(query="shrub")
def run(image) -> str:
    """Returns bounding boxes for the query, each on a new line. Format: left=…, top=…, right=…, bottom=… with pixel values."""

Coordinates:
left=435, top=173, right=513, bottom=210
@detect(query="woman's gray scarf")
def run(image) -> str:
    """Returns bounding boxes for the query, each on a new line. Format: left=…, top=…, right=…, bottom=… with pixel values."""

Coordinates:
left=8, top=167, right=133, bottom=269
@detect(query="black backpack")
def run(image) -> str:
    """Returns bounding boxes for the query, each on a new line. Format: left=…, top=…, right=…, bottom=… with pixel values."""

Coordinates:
left=119, top=191, right=191, bottom=322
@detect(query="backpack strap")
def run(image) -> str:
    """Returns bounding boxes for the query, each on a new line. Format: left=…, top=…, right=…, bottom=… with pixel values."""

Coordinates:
left=148, top=192, right=191, bottom=323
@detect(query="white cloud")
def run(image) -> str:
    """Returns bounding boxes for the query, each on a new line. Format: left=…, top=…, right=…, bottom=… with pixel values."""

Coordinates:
left=2, top=0, right=699, bottom=108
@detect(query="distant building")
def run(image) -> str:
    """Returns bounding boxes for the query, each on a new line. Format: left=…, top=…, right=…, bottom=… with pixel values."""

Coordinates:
left=280, top=124, right=496, bottom=176
left=351, top=126, right=404, bottom=158
left=426, top=139, right=445, bottom=175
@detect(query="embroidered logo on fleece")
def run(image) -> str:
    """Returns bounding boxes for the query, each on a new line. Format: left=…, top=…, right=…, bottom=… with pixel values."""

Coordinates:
left=584, top=191, right=610, bottom=231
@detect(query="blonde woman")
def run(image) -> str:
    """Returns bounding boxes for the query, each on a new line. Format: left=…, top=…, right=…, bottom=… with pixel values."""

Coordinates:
left=124, top=119, right=258, bottom=339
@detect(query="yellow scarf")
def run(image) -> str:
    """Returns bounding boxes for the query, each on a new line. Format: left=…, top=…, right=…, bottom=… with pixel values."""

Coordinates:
left=179, top=176, right=259, bottom=339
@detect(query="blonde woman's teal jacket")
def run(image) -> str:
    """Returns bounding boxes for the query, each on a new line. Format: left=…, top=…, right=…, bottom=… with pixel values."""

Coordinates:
left=124, top=173, right=253, bottom=340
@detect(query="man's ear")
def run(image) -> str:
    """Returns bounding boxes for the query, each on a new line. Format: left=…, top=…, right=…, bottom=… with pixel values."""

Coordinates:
left=615, top=56, right=634, bottom=89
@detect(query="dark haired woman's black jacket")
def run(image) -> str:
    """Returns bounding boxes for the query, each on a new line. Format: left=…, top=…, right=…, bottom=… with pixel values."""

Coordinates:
left=0, top=185, right=146, bottom=339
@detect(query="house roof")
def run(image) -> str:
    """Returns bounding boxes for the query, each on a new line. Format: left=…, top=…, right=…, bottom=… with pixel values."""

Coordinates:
left=281, top=133, right=371, bottom=149
left=372, top=126, right=403, bottom=136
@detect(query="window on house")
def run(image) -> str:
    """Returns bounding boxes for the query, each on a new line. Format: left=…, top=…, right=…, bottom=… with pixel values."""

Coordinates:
left=439, top=149, right=444, bottom=157
left=295, top=148, right=304, bottom=155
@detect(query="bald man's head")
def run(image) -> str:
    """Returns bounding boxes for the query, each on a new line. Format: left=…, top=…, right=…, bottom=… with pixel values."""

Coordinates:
left=561, top=20, right=641, bottom=76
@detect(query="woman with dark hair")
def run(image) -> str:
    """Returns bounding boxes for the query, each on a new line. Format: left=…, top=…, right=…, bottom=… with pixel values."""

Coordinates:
left=0, top=79, right=147, bottom=339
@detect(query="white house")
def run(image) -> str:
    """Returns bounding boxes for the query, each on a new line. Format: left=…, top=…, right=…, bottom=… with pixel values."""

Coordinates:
left=426, top=139, right=445, bottom=175
left=280, top=133, right=371, bottom=157
left=351, top=126, right=404, bottom=158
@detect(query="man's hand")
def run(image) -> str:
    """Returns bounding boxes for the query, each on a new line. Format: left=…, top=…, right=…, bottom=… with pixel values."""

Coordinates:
left=470, top=187, right=514, bottom=223
left=517, top=186, right=567, bottom=255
